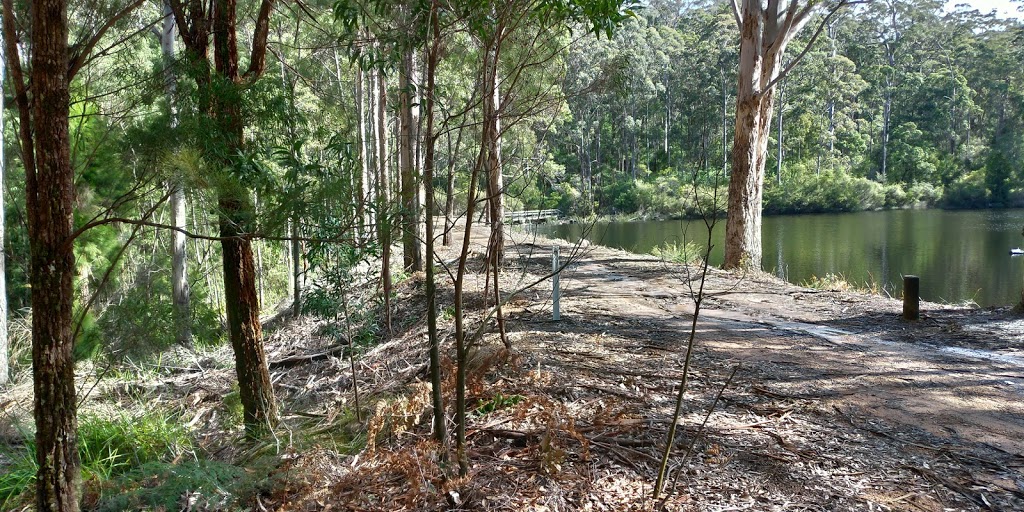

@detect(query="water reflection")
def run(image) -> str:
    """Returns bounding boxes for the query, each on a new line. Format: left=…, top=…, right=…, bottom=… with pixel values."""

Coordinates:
left=538, top=209, right=1024, bottom=307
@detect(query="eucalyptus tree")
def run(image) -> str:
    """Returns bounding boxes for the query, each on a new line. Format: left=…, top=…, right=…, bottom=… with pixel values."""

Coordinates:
left=722, top=0, right=857, bottom=270
left=2, top=0, right=149, bottom=508
left=0, top=9, right=6, bottom=387
left=167, top=0, right=279, bottom=436
left=154, top=0, right=191, bottom=346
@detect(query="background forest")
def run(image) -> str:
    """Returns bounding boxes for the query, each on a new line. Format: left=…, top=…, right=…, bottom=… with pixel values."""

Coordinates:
left=547, top=0, right=1024, bottom=217
left=0, top=0, right=1022, bottom=509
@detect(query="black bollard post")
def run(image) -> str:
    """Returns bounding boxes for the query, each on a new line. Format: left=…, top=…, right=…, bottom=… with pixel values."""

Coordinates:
left=903, top=275, right=920, bottom=321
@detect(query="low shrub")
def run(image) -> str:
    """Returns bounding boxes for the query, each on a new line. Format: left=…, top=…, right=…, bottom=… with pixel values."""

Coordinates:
left=940, top=171, right=988, bottom=209
left=651, top=241, right=706, bottom=265
left=0, top=408, right=195, bottom=509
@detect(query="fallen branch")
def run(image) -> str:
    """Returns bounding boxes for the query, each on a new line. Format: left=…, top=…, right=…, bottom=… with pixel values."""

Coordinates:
left=269, top=343, right=348, bottom=369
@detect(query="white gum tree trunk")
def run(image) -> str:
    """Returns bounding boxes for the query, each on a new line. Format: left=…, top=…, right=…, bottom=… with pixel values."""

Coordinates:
left=723, top=0, right=848, bottom=269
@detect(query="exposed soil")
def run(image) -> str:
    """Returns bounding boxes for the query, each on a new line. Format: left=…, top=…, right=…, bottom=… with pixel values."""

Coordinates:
left=261, top=225, right=1024, bottom=511
left=4, top=221, right=1024, bottom=511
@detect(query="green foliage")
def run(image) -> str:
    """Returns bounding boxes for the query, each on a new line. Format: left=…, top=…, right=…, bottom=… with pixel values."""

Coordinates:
left=0, top=426, right=36, bottom=510
left=985, top=148, right=1013, bottom=205
left=801, top=272, right=888, bottom=295
left=802, top=273, right=856, bottom=291
left=941, top=170, right=989, bottom=209
left=0, top=409, right=195, bottom=508
left=96, top=255, right=224, bottom=360
left=223, top=388, right=245, bottom=428
left=650, top=241, right=705, bottom=265
left=74, top=312, right=104, bottom=362
left=887, top=122, right=940, bottom=185
left=474, top=393, right=525, bottom=416
left=534, top=0, right=641, bottom=38
left=95, top=459, right=246, bottom=512
left=764, top=172, right=887, bottom=214
left=77, top=411, right=195, bottom=481
left=598, top=180, right=641, bottom=213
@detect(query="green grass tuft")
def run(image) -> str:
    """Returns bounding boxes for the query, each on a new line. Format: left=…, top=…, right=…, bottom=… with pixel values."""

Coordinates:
left=0, top=408, right=195, bottom=509
left=650, top=241, right=705, bottom=265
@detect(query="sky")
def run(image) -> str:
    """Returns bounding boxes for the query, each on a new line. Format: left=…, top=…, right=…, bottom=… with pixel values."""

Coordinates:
left=946, top=0, right=1023, bottom=19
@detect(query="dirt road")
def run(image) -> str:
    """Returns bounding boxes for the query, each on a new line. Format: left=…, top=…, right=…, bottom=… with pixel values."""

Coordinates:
left=494, top=227, right=1024, bottom=510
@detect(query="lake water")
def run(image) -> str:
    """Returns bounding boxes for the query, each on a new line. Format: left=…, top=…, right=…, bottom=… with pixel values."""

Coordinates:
left=537, top=209, right=1024, bottom=307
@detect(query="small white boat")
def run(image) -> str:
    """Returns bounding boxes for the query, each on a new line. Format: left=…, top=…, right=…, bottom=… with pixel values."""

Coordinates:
left=1011, top=248, right=1024, bottom=255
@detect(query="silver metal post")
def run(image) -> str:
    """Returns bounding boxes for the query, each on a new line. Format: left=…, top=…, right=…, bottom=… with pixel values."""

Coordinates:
left=552, top=246, right=560, bottom=321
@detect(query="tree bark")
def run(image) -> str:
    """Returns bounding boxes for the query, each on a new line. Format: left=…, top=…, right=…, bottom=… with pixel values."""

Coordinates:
left=442, top=125, right=462, bottom=247
left=161, top=0, right=191, bottom=346
left=8, top=0, right=82, bottom=508
left=171, top=184, right=191, bottom=344
left=170, top=0, right=278, bottom=436
left=724, top=89, right=775, bottom=270
left=375, top=68, right=393, bottom=332
left=399, top=49, right=423, bottom=272
left=290, top=221, right=301, bottom=316
left=423, top=0, right=446, bottom=447
left=0, top=10, right=8, bottom=386
left=485, top=49, right=504, bottom=269
left=354, top=60, right=372, bottom=236
left=723, top=0, right=833, bottom=270
left=220, top=196, right=277, bottom=433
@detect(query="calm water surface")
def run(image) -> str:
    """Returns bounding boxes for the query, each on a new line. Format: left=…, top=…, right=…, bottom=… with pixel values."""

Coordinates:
left=538, top=209, right=1024, bottom=307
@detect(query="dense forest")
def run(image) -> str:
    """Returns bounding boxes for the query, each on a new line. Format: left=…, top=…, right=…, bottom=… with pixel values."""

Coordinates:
left=546, top=1, right=1024, bottom=217
left=0, top=0, right=1022, bottom=510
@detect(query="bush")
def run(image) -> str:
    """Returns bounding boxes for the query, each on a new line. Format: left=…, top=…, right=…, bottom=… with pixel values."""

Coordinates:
left=0, top=409, right=195, bottom=509
left=881, top=183, right=909, bottom=208
left=651, top=241, right=706, bottom=265
left=598, top=179, right=641, bottom=213
left=906, top=182, right=941, bottom=206
left=940, top=171, right=988, bottom=209
left=763, top=172, right=886, bottom=214
left=98, top=261, right=224, bottom=361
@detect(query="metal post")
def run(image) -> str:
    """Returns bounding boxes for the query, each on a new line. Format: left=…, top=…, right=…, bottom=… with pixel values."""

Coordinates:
left=552, top=246, right=560, bottom=321
left=903, top=275, right=919, bottom=321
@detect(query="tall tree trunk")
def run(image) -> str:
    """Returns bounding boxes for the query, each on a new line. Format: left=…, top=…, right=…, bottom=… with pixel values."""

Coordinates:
left=5, top=0, right=82, bottom=508
left=290, top=221, right=301, bottom=316
left=0, top=10, right=8, bottom=386
left=278, top=52, right=303, bottom=317
left=375, top=68, right=393, bottom=332
left=170, top=0, right=279, bottom=437
left=423, top=0, right=446, bottom=447
left=354, top=60, right=372, bottom=235
left=220, top=198, right=277, bottom=433
left=724, top=89, right=775, bottom=270
left=721, top=62, right=729, bottom=177
left=776, top=76, right=785, bottom=185
left=485, top=46, right=504, bottom=270
left=723, top=0, right=837, bottom=270
left=171, top=184, right=190, bottom=343
left=161, top=0, right=191, bottom=346
left=483, top=44, right=509, bottom=349
left=442, top=123, right=463, bottom=247
left=455, top=135, right=486, bottom=478
left=399, top=49, right=422, bottom=272
left=881, top=73, right=892, bottom=181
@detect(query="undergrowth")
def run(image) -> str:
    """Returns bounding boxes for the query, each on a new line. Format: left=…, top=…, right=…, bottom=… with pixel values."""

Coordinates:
left=651, top=241, right=705, bottom=265
left=802, top=272, right=891, bottom=296
left=0, top=408, right=196, bottom=510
